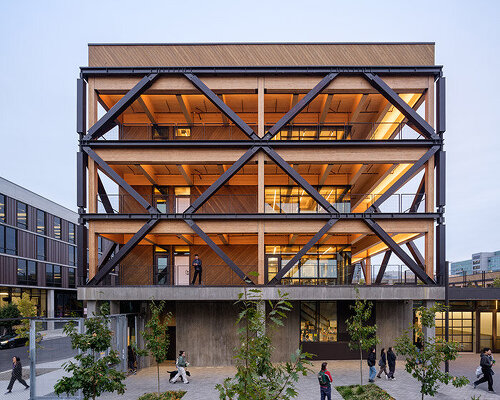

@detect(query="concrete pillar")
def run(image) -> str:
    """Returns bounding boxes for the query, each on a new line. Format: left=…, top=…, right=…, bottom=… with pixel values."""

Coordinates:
left=110, top=300, right=120, bottom=315
left=47, top=289, right=55, bottom=331
left=86, top=300, right=97, bottom=317
left=423, top=300, right=436, bottom=340
left=376, top=300, right=413, bottom=354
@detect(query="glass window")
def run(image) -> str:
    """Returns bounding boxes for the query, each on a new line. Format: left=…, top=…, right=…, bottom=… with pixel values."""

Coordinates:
left=175, top=127, right=191, bottom=137
left=68, top=268, right=76, bottom=288
left=68, top=245, right=75, bottom=266
left=435, top=310, right=475, bottom=352
left=300, top=301, right=338, bottom=342
left=27, top=261, right=37, bottom=285
left=153, top=126, right=169, bottom=140
left=46, top=264, right=54, bottom=286
left=68, top=223, right=75, bottom=244
left=0, top=226, right=4, bottom=253
left=5, top=227, right=17, bottom=255
left=17, top=260, right=36, bottom=285
left=53, top=217, right=61, bottom=239
left=36, top=210, right=45, bottom=234
left=53, top=265, right=61, bottom=287
left=17, top=202, right=27, bottom=229
left=36, top=236, right=46, bottom=260
left=0, top=194, right=5, bottom=222
left=154, top=187, right=169, bottom=213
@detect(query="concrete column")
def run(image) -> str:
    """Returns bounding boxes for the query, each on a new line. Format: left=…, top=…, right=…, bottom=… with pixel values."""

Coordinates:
left=86, top=300, right=97, bottom=317
left=376, top=300, right=413, bottom=354
left=423, top=300, right=436, bottom=340
left=110, top=300, right=120, bottom=315
left=47, top=289, right=55, bottom=331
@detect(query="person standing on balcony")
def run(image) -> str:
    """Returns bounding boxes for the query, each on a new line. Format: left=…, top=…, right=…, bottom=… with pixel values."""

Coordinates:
left=191, top=254, right=202, bottom=285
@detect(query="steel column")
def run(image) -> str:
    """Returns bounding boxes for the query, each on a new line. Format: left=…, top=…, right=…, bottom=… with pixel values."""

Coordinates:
left=88, top=219, right=160, bottom=285
left=269, top=218, right=338, bottom=284
left=184, top=73, right=260, bottom=140
left=77, top=224, right=88, bottom=285
left=263, top=73, right=339, bottom=140
left=84, top=73, right=159, bottom=141
left=184, top=219, right=254, bottom=284
left=437, top=77, right=446, bottom=135
left=77, top=78, right=86, bottom=136
left=375, top=250, right=392, bottom=284
left=363, top=73, right=439, bottom=140
left=262, top=146, right=339, bottom=213
left=363, top=218, right=434, bottom=284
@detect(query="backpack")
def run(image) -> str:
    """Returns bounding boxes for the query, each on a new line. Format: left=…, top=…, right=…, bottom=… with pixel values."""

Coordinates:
left=318, top=370, right=329, bottom=386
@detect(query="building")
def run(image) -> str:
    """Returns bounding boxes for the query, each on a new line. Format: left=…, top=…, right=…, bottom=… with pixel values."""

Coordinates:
left=77, top=42, right=448, bottom=363
left=451, top=250, right=500, bottom=276
left=0, top=177, right=81, bottom=321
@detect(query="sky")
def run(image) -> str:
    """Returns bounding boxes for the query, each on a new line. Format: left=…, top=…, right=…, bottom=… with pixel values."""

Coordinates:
left=0, top=0, right=499, bottom=263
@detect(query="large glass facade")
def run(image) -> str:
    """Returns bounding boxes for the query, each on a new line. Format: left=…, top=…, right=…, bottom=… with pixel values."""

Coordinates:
left=301, top=301, right=338, bottom=342
left=265, top=186, right=350, bottom=214
left=436, top=311, right=474, bottom=352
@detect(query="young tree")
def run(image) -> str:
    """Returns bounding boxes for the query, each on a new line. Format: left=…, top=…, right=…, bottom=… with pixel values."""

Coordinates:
left=395, top=303, right=469, bottom=400
left=141, top=300, right=172, bottom=397
left=216, top=288, right=312, bottom=400
left=346, top=287, right=379, bottom=385
left=14, top=293, right=42, bottom=350
left=0, top=303, right=21, bottom=334
left=54, top=306, right=126, bottom=400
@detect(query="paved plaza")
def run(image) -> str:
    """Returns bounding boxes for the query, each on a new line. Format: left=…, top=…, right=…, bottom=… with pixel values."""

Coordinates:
left=97, top=354, right=500, bottom=400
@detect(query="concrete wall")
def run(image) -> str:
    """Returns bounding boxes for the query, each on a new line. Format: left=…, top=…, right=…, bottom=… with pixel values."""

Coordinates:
left=176, top=301, right=240, bottom=366
left=270, top=302, right=300, bottom=363
left=376, top=300, right=413, bottom=353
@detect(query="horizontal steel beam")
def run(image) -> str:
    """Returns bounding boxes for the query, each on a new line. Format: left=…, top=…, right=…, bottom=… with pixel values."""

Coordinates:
left=80, top=66, right=443, bottom=78
left=82, top=212, right=441, bottom=221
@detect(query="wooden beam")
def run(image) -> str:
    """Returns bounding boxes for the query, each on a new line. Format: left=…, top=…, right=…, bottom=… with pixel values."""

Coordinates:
left=218, top=95, right=230, bottom=126
left=177, top=234, right=194, bottom=245
left=136, top=96, right=157, bottom=125
left=217, top=164, right=226, bottom=175
left=319, top=164, right=334, bottom=186
left=176, top=94, right=193, bottom=125
left=289, top=233, right=298, bottom=245
left=136, top=164, right=158, bottom=186
left=176, top=164, right=193, bottom=185
left=218, top=233, right=229, bottom=245
left=319, top=94, right=334, bottom=124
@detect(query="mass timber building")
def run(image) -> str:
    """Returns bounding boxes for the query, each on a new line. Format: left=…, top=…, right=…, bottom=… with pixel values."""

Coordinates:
left=77, top=43, right=446, bottom=363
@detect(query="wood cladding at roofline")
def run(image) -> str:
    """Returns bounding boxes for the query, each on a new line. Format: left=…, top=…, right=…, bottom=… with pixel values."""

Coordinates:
left=88, top=43, right=435, bottom=67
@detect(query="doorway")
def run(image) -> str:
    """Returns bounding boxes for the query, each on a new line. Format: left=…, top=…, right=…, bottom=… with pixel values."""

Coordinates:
left=174, top=255, right=190, bottom=285
left=265, top=255, right=281, bottom=284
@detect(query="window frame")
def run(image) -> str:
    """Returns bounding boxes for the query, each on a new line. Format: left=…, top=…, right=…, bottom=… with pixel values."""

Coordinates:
left=36, top=235, right=46, bottom=261
left=0, top=193, right=5, bottom=223
left=16, top=201, right=27, bottom=229
left=53, top=216, right=61, bottom=239
left=68, top=222, right=75, bottom=244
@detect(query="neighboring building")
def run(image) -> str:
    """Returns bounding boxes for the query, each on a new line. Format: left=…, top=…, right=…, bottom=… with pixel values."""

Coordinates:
left=451, top=251, right=500, bottom=276
left=77, top=42, right=448, bottom=363
left=0, top=177, right=81, bottom=318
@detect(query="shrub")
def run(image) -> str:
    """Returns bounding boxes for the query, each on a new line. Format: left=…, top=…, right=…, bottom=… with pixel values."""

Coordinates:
left=138, top=391, right=186, bottom=400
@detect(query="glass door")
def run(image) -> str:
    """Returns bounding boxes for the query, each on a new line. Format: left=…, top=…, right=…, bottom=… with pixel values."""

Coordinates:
left=155, top=254, right=170, bottom=285
left=265, top=255, right=281, bottom=284
left=480, top=312, right=493, bottom=350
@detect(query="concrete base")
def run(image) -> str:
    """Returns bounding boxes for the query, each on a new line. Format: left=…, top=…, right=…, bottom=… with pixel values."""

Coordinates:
left=376, top=300, right=413, bottom=354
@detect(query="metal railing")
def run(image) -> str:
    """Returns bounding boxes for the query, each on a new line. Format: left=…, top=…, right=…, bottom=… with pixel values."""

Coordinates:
left=96, top=192, right=426, bottom=214
left=99, top=122, right=425, bottom=141
left=351, top=264, right=421, bottom=285
left=449, top=271, right=498, bottom=288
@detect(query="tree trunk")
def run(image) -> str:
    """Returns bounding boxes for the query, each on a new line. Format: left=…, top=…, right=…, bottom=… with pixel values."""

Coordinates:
left=360, top=347, right=363, bottom=386
left=157, top=362, right=160, bottom=395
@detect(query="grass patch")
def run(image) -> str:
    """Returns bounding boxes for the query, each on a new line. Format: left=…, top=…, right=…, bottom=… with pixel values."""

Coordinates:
left=138, top=391, right=186, bottom=400
left=336, top=384, right=394, bottom=400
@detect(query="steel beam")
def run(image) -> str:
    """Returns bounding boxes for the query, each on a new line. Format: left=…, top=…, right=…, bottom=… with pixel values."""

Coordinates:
left=368, top=145, right=440, bottom=211
left=98, top=242, right=118, bottom=269
left=184, top=73, right=259, bottom=140
left=262, top=146, right=338, bottom=213
left=97, top=176, right=114, bottom=214
left=185, top=146, right=260, bottom=213
left=375, top=250, right=392, bottom=284
left=84, top=73, right=158, bottom=140
left=83, top=146, right=158, bottom=213
left=406, top=241, right=425, bottom=269
left=410, top=176, right=426, bottom=212
left=363, top=73, right=439, bottom=140
left=268, top=218, right=338, bottom=284
left=184, top=219, right=254, bottom=284
left=88, top=219, right=160, bottom=285
left=263, top=73, right=338, bottom=140
left=363, top=218, right=435, bottom=284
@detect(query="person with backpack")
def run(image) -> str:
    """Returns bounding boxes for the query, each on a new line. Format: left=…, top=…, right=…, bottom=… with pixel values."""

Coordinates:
left=317, top=362, right=333, bottom=400
left=377, top=348, right=389, bottom=379
left=367, top=347, right=377, bottom=383
left=474, top=347, right=495, bottom=393
left=170, top=351, right=190, bottom=384
left=387, top=347, right=397, bottom=380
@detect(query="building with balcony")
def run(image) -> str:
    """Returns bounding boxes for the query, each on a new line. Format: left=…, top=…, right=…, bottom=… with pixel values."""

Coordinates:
left=77, top=42, right=447, bottom=363
left=0, top=177, right=81, bottom=322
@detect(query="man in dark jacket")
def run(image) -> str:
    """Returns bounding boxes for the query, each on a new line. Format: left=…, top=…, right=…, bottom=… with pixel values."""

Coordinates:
left=191, top=254, right=202, bottom=285
left=474, top=347, right=495, bottom=392
left=387, top=347, right=397, bottom=380
left=5, top=356, right=29, bottom=394
left=367, top=348, right=377, bottom=382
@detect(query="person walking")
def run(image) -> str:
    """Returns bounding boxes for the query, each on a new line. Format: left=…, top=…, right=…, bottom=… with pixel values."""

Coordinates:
left=191, top=254, right=202, bottom=285
left=170, top=351, right=190, bottom=384
left=387, top=347, right=397, bottom=380
left=367, top=347, right=377, bottom=383
left=5, top=356, right=29, bottom=394
left=377, top=348, right=389, bottom=379
left=317, top=362, right=333, bottom=400
left=474, top=347, right=495, bottom=393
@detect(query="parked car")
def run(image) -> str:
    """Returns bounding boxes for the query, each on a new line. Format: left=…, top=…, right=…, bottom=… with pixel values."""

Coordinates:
left=0, top=333, right=42, bottom=349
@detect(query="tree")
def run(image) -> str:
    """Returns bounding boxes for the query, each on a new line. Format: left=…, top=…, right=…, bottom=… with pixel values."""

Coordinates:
left=54, top=305, right=126, bottom=400
left=492, top=277, right=500, bottom=288
left=0, top=303, right=21, bottom=334
left=14, top=293, right=42, bottom=350
left=141, top=300, right=172, bottom=397
left=395, top=303, right=469, bottom=400
left=346, top=287, right=379, bottom=385
left=216, top=288, right=312, bottom=400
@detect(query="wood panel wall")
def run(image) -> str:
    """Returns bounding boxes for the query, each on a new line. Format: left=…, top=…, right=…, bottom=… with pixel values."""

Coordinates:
left=120, top=245, right=154, bottom=285
left=194, top=185, right=257, bottom=214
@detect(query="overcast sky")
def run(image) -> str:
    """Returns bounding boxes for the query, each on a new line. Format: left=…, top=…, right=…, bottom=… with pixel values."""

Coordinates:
left=0, top=0, right=498, bottom=262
